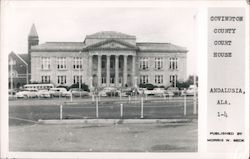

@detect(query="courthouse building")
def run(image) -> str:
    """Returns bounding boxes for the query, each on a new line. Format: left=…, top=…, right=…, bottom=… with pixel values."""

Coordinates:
left=29, top=24, right=188, bottom=89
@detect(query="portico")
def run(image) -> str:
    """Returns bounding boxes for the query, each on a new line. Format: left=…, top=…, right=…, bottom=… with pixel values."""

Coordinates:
left=89, top=53, right=136, bottom=88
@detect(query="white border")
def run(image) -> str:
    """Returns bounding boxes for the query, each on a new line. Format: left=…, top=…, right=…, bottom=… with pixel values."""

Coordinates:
left=1, top=0, right=249, bottom=159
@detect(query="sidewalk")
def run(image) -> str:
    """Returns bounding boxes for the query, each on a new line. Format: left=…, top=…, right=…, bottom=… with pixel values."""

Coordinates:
left=38, top=118, right=194, bottom=125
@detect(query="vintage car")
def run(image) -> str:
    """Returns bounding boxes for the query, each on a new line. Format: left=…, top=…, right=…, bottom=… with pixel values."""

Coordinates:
left=70, top=88, right=89, bottom=97
left=37, top=90, right=51, bottom=98
left=16, top=88, right=39, bottom=98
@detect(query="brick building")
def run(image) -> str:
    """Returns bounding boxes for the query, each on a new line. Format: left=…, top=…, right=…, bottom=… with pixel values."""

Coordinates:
left=30, top=25, right=188, bottom=89
left=8, top=24, right=37, bottom=89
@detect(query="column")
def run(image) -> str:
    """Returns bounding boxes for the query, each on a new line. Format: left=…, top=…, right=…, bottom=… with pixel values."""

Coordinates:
left=115, top=55, right=119, bottom=87
left=106, top=55, right=110, bottom=86
left=97, top=55, right=102, bottom=87
left=123, top=55, right=128, bottom=87
left=132, top=55, right=136, bottom=87
left=88, top=55, right=93, bottom=88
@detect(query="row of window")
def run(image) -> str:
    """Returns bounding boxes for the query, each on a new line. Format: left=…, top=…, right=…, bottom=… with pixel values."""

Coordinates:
left=139, top=57, right=178, bottom=70
left=140, top=75, right=177, bottom=86
left=42, top=75, right=83, bottom=85
left=41, top=57, right=83, bottom=70
left=41, top=75, right=177, bottom=85
left=41, top=57, right=178, bottom=70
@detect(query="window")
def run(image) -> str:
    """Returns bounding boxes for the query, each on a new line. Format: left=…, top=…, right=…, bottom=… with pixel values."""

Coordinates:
left=110, top=60, right=114, bottom=69
left=73, top=57, right=82, bottom=69
left=41, top=57, right=50, bottom=70
left=155, top=75, right=163, bottom=84
left=73, top=75, right=82, bottom=84
left=57, top=57, right=66, bottom=69
left=155, top=57, right=163, bottom=70
left=119, top=61, right=122, bottom=69
left=140, top=75, right=149, bottom=84
left=102, top=60, right=105, bottom=69
left=169, top=58, right=178, bottom=70
left=170, top=75, right=178, bottom=87
left=57, top=76, right=66, bottom=84
left=102, top=77, right=106, bottom=84
left=139, top=57, right=149, bottom=70
left=41, top=76, right=50, bottom=83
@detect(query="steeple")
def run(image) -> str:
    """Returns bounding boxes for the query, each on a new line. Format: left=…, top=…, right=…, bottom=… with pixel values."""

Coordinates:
left=28, top=24, right=39, bottom=54
left=29, top=24, right=38, bottom=37
left=28, top=24, right=39, bottom=73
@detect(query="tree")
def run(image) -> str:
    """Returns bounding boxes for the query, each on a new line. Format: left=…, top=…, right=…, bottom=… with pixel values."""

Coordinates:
left=57, top=85, right=70, bottom=91
left=176, top=75, right=199, bottom=90
left=138, top=83, right=157, bottom=90
left=176, top=81, right=190, bottom=90
left=187, top=75, right=198, bottom=87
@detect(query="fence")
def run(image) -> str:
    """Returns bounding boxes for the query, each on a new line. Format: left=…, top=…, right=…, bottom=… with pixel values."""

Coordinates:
left=58, top=95, right=198, bottom=120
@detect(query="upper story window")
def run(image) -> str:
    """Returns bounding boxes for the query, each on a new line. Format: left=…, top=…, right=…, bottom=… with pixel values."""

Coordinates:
left=155, top=57, right=163, bottom=70
left=57, top=57, right=66, bottom=70
left=73, top=57, right=82, bottom=69
left=169, top=57, right=178, bottom=70
left=139, top=57, right=149, bottom=70
left=41, top=57, right=50, bottom=70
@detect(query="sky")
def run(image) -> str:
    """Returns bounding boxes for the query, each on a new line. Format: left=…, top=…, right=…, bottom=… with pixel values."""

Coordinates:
left=3, top=1, right=198, bottom=75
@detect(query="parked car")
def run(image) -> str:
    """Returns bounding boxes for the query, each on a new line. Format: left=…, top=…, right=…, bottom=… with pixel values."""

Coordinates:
left=137, top=88, right=146, bottom=95
left=153, top=88, right=167, bottom=97
left=49, top=88, right=68, bottom=97
left=70, top=88, right=89, bottom=97
left=165, top=91, right=174, bottom=97
left=99, top=87, right=120, bottom=97
left=16, top=90, right=28, bottom=98
left=62, top=91, right=72, bottom=97
left=99, top=89, right=108, bottom=97
left=166, top=87, right=180, bottom=96
left=144, top=89, right=155, bottom=96
left=38, top=90, right=51, bottom=98
left=16, top=89, right=39, bottom=98
left=121, top=87, right=138, bottom=96
left=181, top=85, right=198, bottom=96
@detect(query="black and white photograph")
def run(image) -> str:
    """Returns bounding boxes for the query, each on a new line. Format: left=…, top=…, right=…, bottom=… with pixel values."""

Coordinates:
left=6, top=3, right=199, bottom=153
left=2, top=1, right=249, bottom=159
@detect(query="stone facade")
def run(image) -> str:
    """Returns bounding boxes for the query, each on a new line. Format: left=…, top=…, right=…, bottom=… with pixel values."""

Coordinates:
left=30, top=29, right=188, bottom=89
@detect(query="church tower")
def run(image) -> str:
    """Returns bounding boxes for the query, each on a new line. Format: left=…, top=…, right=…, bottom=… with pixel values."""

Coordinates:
left=28, top=24, right=39, bottom=72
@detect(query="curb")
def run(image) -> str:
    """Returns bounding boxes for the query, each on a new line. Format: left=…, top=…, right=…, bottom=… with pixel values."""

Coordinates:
left=38, top=118, right=194, bottom=125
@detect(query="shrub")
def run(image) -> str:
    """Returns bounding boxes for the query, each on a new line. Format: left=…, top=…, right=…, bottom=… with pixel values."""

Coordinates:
left=138, top=83, right=157, bottom=90
left=70, top=83, right=90, bottom=92
left=57, top=85, right=70, bottom=91
left=176, top=81, right=190, bottom=90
